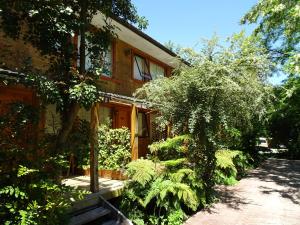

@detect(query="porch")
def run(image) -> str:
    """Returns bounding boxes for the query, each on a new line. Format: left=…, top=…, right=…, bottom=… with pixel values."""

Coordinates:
left=62, top=176, right=125, bottom=200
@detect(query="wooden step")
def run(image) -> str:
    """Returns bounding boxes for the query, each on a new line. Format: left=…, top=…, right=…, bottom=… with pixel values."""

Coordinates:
left=101, top=220, right=118, bottom=225
left=69, top=207, right=111, bottom=225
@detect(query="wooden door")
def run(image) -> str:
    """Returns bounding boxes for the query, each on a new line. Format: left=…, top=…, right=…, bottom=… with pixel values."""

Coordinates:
left=116, top=109, right=130, bottom=129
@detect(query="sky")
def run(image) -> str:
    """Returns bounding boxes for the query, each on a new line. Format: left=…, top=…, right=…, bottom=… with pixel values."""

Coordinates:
left=132, top=0, right=286, bottom=85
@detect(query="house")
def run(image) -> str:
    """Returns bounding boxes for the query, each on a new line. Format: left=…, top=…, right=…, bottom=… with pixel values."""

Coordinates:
left=0, top=13, right=180, bottom=162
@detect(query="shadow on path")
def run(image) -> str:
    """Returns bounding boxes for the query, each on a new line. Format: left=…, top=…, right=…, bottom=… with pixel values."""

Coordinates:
left=185, top=158, right=300, bottom=225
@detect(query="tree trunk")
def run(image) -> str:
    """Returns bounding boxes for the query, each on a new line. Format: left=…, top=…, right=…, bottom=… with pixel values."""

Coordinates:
left=90, top=103, right=99, bottom=192
left=56, top=103, right=80, bottom=150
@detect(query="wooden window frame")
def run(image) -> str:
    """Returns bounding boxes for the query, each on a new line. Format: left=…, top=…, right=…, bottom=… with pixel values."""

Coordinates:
left=74, top=34, right=116, bottom=80
left=131, top=49, right=167, bottom=83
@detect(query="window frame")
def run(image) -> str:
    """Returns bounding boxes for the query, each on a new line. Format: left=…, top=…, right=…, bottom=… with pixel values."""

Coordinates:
left=75, top=34, right=115, bottom=79
left=132, top=50, right=167, bottom=83
left=137, top=111, right=150, bottom=138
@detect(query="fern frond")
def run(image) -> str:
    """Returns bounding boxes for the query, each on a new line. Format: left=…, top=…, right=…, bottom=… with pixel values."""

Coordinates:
left=142, top=178, right=199, bottom=211
left=126, top=159, right=160, bottom=186
left=162, top=158, right=187, bottom=168
left=169, top=168, right=195, bottom=183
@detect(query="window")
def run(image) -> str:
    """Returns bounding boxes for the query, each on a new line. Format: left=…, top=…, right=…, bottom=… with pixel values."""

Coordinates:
left=77, top=35, right=113, bottom=77
left=99, top=106, right=112, bottom=127
left=133, top=54, right=166, bottom=81
left=100, top=44, right=112, bottom=77
left=138, top=112, right=149, bottom=137
left=150, top=62, right=165, bottom=79
left=133, top=55, right=151, bottom=81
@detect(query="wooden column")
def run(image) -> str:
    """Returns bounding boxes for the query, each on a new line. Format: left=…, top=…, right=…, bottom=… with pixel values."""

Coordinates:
left=90, top=103, right=99, bottom=192
left=131, top=104, right=139, bottom=160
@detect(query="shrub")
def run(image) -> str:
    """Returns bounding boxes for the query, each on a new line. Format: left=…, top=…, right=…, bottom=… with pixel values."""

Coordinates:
left=0, top=165, right=87, bottom=225
left=121, top=158, right=205, bottom=225
left=0, top=102, right=87, bottom=225
left=97, top=125, right=131, bottom=170
left=148, top=135, right=192, bottom=161
left=65, top=119, right=91, bottom=168
left=214, top=149, right=252, bottom=185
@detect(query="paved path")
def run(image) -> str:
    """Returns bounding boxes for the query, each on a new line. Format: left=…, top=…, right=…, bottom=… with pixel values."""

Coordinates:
left=185, top=159, right=300, bottom=225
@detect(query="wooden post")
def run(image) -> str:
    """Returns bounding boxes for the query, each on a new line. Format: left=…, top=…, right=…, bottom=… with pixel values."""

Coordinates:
left=167, top=123, right=171, bottom=138
left=131, top=104, right=139, bottom=160
left=90, top=103, right=99, bottom=192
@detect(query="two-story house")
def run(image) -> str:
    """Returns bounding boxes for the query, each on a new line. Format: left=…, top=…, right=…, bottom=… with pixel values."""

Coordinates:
left=0, top=13, right=180, bottom=162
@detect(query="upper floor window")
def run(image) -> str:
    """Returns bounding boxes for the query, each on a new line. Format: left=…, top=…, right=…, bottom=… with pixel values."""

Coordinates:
left=133, top=54, right=166, bottom=81
left=77, top=35, right=113, bottom=78
left=100, top=44, right=112, bottom=78
left=133, top=55, right=150, bottom=81
left=150, top=62, right=165, bottom=80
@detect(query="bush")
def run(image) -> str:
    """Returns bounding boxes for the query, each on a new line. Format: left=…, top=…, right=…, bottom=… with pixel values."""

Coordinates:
left=97, top=125, right=131, bottom=170
left=0, top=165, right=87, bottom=225
left=121, top=159, right=203, bottom=225
left=65, top=119, right=91, bottom=168
left=148, top=135, right=192, bottom=161
left=0, top=103, right=87, bottom=225
left=214, top=150, right=252, bottom=185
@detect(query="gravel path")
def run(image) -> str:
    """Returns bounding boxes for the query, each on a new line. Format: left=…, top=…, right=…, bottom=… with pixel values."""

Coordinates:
left=185, top=158, right=300, bottom=225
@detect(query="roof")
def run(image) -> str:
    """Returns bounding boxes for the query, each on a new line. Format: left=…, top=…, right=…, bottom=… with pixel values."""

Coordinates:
left=91, top=13, right=183, bottom=68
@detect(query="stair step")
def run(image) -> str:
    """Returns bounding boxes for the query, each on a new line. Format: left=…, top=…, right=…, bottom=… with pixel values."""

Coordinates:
left=69, top=207, right=111, bottom=225
left=101, top=220, right=118, bottom=225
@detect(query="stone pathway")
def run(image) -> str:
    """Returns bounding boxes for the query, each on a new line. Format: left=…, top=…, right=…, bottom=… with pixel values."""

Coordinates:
left=185, top=159, right=300, bottom=225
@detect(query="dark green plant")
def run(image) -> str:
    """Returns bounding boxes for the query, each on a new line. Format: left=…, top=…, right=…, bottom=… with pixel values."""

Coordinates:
left=0, top=103, right=87, bottom=225
left=97, top=125, right=131, bottom=170
left=149, top=135, right=192, bottom=161
left=214, top=150, right=252, bottom=185
left=65, top=119, right=91, bottom=168
left=269, top=76, right=300, bottom=158
left=121, top=158, right=204, bottom=225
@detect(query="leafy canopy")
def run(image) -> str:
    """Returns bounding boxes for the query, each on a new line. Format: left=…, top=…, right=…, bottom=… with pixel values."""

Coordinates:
left=241, top=0, right=300, bottom=75
left=135, top=33, right=272, bottom=149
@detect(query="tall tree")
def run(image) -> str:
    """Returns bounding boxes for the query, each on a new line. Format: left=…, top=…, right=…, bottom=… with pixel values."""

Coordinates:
left=0, top=0, right=147, bottom=149
left=241, top=0, right=300, bottom=75
left=135, top=33, right=272, bottom=195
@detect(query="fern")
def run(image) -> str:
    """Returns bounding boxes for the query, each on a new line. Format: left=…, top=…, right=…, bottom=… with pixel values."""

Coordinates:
left=149, top=135, right=192, bottom=160
left=142, top=177, right=199, bottom=211
left=162, top=158, right=187, bottom=169
left=215, top=149, right=251, bottom=185
left=126, top=159, right=159, bottom=187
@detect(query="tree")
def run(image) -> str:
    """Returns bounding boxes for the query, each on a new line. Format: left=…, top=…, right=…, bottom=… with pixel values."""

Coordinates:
left=242, top=0, right=300, bottom=157
left=241, top=0, right=300, bottom=75
left=0, top=0, right=146, bottom=148
left=135, top=33, right=272, bottom=195
left=269, top=76, right=300, bottom=157
left=0, top=0, right=147, bottom=192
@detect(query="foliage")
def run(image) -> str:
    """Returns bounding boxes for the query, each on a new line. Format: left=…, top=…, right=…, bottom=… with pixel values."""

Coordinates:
left=214, top=150, right=252, bottom=185
left=0, top=0, right=147, bottom=150
left=269, top=76, right=300, bottom=158
left=0, top=103, right=87, bottom=225
left=97, top=124, right=131, bottom=170
left=241, top=0, right=300, bottom=75
left=149, top=135, right=191, bottom=160
left=65, top=119, right=91, bottom=168
left=121, top=157, right=205, bottom=225
left=135, top=33, right=272, bottom=193
left=0, top=166, right=87, bottom=225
